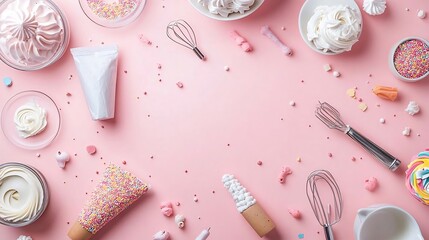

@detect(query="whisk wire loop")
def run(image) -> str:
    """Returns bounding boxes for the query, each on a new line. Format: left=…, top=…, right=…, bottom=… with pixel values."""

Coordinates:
left=306, top=170, right=343, bottom=240
left=315, top=102, right=348, bottom=132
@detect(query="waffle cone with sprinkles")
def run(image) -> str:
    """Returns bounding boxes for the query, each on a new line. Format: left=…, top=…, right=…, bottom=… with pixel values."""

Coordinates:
left=68, top=164, right=149, bottom=240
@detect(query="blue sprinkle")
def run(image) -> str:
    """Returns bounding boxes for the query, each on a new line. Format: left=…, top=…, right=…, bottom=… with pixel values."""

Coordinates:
left=298, top=233, right=304, bottom=239
left=3, top=77, right=12, bottom=87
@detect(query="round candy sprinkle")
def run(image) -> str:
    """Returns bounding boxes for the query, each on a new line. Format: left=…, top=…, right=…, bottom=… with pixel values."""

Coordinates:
left=86, top=0, right=139, bottom=20
left=86, top=145, right=97, bottom=155
left=394, top=39, right=429, bottom=79
left=3, top=77, right=12, bottom=87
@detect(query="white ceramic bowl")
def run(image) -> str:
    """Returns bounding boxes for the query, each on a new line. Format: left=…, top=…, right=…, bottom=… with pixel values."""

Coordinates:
left=388, top=37, right=429, bottom=82
left=298, top=0, right=363, bottom=55
left=188, top=0, right=264, bottom=21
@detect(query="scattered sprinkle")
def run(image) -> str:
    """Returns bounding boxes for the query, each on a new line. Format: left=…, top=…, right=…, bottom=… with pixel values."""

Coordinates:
left=3, top=77, right=12, bottom=87
left=176, top=82, right=184, bottom=88
left=417, top=9, right=426, bottom=19
left=224, top=66, right=230, bottom=71
left=364, top=177, right=378, bottom=191
left=176, top=202, right=181, bottom=206
left=257, top=161, right=263, bottom=166
left=405, top=8, right=409, bottom=11
left=296, top=157, right=302, bottom=162
left=328, top=153, right=333, bottom=157
left=359, top=103, right=368, bottom=112
left=402, top=127, right=411, bottom=136
left=333, top=71, right=341, bottom=77
left=66, top=92, right=72, bottom=97
left=289, top=101, right=296, bottom=106
left=288, top=208, right=301, bottom=219
left=298, top=233, right=305, bottom=239
left=122, top=161, right=127, bottom=165
left=379, top=118, right=385, bottom=124
left=281, top=26, right=286, bottom=31
left=193, top=197, right=199, bottom=202
left=86, top=145, right=97, bottom=155
left=346, top=88, right=356, bottom=98
left=351, top=157, right=356, bottom=161
left=278, top=166, right=292, bottom=183
left=138, top=34, right=152, bottom=45
left=323, top=64, right=332, bottom=72
left=36, top=153, right=41, bottom=157
left=157, top=63, right=162, bottom=69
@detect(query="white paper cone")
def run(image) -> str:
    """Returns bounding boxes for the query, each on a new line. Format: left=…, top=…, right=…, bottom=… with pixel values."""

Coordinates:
left=71, top=45, right=118, bottom=120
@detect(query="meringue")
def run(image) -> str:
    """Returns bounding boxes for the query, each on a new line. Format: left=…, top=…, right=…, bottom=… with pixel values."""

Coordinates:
left=363, top=0, right=386, bottom=16
left=0, top=0, right=65, bottom=68
left=198, top=0, right=255, bottom=17
left=17, top=236, right=32, bottom=240
left=14, top=102, right=47, bottom=138
left=153, top=230, right=170, bottom=240
left=307, top=5, right=362, bottom=54
left=405, top=101, right=420, bottom=115
left=222, top=174, right=256, bottom=213
left=175, top=214, right=186, bottom=228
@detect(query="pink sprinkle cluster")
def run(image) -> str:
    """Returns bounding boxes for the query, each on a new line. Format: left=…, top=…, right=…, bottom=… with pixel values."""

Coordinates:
left=78, top=164, right=148, bottom=233
left=87, top=0, right=139, bottom=20
left=394, top=39, right=429, bottom=79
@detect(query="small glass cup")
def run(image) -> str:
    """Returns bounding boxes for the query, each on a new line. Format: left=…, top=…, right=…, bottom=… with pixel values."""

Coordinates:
left=0, top=0, right=70, bottom=71
left=0, top=162, right=49, bottom=227
left=389, top=37, right=429, bottom=82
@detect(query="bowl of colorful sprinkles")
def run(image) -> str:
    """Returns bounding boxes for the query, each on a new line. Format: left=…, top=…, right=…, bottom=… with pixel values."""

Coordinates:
left=78, top=0, right=146, bottom=28
left=389, top=37, right=429, bottom=82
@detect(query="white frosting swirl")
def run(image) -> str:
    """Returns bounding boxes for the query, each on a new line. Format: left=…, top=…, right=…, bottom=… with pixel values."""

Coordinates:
left=0, top=0, right=64, bottom=66
left=405, top=101, right=420, bottom=116
left=17, top=236, right=33, bottom=240
left=0, top=165, right=44, bottom=222
left=222, top=174, right=256, bottom=213
left=14, top=102, right=47, bottom=138
left=198, top=0, right=255, bottom=17
left=307, top=5, right=362, bottom=54
left=363, top=0, right=386, bottom=16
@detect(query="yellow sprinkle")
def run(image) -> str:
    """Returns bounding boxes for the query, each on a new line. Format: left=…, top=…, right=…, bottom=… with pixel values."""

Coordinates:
left=346, top=88, right=356, bottom=98
left=359, top=103, right=368, bottom=112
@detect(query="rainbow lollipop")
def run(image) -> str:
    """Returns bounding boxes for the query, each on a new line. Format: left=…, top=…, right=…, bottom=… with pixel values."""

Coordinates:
left=405, top=150, right=429, bottom=205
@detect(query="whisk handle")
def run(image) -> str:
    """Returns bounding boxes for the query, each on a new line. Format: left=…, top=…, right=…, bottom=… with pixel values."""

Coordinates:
left=193, top=47, right=205, bottom=60
left=346, top=127, right=401, bottom=171
left=323, top=225, right=334, bottom=240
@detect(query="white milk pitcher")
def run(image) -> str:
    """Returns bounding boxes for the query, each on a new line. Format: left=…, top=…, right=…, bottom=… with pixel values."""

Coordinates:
left=354, top=205, right=424, bottom=240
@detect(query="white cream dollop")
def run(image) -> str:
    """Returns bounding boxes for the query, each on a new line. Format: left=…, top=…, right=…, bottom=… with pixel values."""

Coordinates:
left=222, top=174, right=256, bottom=213
left=307, top=5, right=362, bottom=54
left=0, top=0, right=64, bottom=66
left=363, top=0, right=386, bottom=16
left=198, top=0, right=255, bottom=17
left=14, top=102, right=48, bottom=138
left=405, top=101, right=420, bottom=116
left=0, top=165, right=44, bottom=222
left=17, top=236, right=33, bottom=240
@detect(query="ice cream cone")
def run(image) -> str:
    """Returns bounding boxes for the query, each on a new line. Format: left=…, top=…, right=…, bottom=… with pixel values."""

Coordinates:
left=241, top=202, right=275, bottom=237
left=67, top=221, right=92, bottom=240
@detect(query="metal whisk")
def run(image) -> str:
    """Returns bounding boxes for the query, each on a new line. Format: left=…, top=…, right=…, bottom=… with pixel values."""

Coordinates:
left=306, top=170, right=343, bottom=240
left=166, top=19, right=205, bottom=60
left=315, top=102, right=401, bottom=171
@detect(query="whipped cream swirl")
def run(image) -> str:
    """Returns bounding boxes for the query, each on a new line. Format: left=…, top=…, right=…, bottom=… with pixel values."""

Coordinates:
left=14, top=102, right=47, bottom=138
left=363, top=0, right=386, bottom=16
left=0, top=0, right=64, bottom=66
left=0, top=165, right=44, bottom=222
left=198, top=0, right=255, bottom=17
left=307, top=5, right=362, bottom=54
left=222, top=174, right=256, bottom=212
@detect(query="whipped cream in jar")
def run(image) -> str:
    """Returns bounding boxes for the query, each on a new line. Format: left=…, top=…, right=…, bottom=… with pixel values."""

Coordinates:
left=0, top=162, right=49, bottom=227
left=0, top=0, right=70, bottom=71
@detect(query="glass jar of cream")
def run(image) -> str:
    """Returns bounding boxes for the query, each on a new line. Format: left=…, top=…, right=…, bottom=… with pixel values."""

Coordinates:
left=0, top=162, right=49, bottom=227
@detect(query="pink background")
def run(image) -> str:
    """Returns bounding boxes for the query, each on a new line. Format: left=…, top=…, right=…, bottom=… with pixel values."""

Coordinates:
left=1, top=0, right=429, bottom=239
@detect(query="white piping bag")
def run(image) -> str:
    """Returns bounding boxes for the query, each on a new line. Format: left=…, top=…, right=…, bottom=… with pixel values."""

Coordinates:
left=71, top=45, right=118, bottom=120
